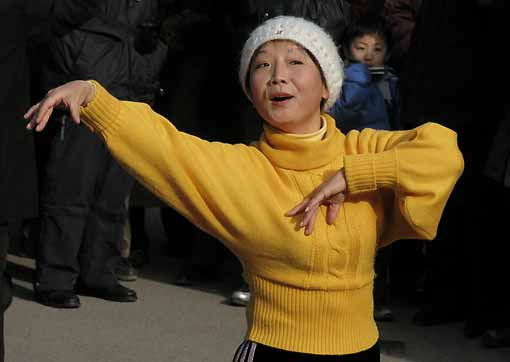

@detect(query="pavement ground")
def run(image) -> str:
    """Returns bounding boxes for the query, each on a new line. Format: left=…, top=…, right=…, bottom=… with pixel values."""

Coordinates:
left=5, top=208, right=510, bottom=362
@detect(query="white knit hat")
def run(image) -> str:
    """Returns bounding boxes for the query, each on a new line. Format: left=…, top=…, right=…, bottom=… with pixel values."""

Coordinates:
left=239, top=16, right=344, bottom=112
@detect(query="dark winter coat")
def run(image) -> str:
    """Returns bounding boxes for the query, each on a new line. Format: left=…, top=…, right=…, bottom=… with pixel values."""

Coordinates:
left=383, top=0, right=420, bottom=73
left=0, top=0, right=99, bottom=223
left=397, top=0, right=478, bottom=129
left=482, top=2, right=510, bottom=188
left=39, top=0, right=168, bottom=104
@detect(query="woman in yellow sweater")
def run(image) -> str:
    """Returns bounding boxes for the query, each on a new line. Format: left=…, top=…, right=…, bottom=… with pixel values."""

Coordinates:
left=25, top=16, right=463, bottom=362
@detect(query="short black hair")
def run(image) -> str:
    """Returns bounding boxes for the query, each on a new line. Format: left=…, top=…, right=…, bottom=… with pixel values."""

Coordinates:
left=341, top=19, right=391, bottom=61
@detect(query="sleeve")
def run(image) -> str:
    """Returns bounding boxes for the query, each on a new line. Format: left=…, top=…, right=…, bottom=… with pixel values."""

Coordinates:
left=342, top=123, right=464, bottom=245
left=79, top=81, right=266, bottom=246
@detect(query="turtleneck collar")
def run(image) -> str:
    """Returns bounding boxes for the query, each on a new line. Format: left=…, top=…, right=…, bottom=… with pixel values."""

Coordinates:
left=282, top=117, right=327, bottom=142
left=258, top=114, right=344, bottom=171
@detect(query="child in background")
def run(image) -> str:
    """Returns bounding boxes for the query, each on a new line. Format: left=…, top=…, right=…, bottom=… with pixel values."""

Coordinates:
left=328, top=20, right=400, bottom=322
left=328, top=21, right=400, bottom=133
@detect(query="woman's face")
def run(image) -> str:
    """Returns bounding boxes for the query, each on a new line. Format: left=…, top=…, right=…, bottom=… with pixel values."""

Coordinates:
left=349, top=33, right=386, bottom=67
left=248, top=40, right=329, bottom=134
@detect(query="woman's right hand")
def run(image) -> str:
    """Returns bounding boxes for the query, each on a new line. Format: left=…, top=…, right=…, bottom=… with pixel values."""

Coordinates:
left=25, top=80, right=96, bottom=132
left=286, top=169, right=347, bottom=235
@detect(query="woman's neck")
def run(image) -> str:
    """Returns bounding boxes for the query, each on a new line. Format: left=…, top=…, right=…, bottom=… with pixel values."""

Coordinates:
left=266, top=115, right=324, bottom=136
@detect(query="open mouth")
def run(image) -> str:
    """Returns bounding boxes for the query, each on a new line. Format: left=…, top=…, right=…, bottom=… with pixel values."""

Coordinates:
left=270, top=95, right=293, bottom=102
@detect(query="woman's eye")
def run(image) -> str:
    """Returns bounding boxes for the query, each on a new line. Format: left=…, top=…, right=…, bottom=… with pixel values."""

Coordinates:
left=290, top=60, right=303, bottom=65
left=254, top=62, right=270, bottom=69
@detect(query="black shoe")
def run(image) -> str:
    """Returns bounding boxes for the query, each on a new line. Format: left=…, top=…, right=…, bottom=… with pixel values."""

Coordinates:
left=482, top=328, right=510, bottom=348
left=35, top=290, right=80, bottom=309
left=115, top=257, right=138, bottom=282
left=76, top=284, right=137, bottom=302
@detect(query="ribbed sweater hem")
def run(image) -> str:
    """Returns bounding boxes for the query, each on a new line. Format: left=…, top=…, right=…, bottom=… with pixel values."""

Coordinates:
left=245, top=275, right=378, bottom=355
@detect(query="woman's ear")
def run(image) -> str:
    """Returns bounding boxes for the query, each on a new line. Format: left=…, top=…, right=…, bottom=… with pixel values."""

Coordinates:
left=322, top=85, right=330, bottom=103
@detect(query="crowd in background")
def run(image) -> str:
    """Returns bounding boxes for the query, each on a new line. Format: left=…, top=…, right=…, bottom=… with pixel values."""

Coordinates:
left=1, top=0, right=509, bottom=360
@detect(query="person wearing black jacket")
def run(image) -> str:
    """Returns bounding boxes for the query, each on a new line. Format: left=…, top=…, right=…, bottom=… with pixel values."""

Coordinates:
left=0, top=0, right=101, bottom=359
left=465, top=0, right=510, bottom=347
left=33, top=0, right=168, bottom=309
left=393, top=0, right=486, bottom=327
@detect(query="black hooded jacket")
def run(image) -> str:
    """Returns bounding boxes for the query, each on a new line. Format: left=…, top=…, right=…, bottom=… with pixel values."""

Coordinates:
left=38, top=0, right=168, bottom=104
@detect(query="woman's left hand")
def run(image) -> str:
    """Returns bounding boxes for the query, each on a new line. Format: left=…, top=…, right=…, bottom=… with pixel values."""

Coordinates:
left=286, top=169, right=347, bottom=235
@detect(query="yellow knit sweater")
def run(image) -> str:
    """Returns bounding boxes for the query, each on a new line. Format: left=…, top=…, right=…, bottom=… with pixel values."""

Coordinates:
left=81, top=82, right=464, bottom=355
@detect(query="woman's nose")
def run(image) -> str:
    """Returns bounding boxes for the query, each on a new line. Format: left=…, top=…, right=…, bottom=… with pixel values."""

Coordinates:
left=270, top=62, right=288, bottom=84
left=271, top=76, right=287, bottom=85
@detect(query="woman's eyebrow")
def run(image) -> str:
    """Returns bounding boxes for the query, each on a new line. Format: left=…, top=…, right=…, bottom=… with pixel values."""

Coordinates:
left=254, top=49, right=268, bottom=56
left=296, top=48, right=307, bottom=55
left=288, top=45, right=308, bottom=55
left=252, top=50, right=268, bottom=61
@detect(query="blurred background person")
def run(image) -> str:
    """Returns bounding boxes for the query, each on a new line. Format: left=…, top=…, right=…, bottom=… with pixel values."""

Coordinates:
left=464, top=0, right=510, bottom=347
left=0, top=0, right=101, bottom=358
left=32, top=0, right=168, bottom=309
left=391, top=0, right=484, bottom=327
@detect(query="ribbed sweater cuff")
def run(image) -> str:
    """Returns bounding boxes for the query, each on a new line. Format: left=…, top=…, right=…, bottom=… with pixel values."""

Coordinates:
left=343, top=151, right=398, bottom=194
left=80, top=80, right=122, bottom=137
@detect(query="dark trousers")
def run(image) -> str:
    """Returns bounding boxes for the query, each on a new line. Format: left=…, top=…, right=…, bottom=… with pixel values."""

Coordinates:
left=127, top=206, right=196, bottom=258
left=0, top=224, right=12, bottom=362
left=467, top=177, right=510, bottom=331
left=36, top=117, right=134, bottom=291
left=233, top=341, right=380, bottom=362
left=420, top=125, right=480, bottom=314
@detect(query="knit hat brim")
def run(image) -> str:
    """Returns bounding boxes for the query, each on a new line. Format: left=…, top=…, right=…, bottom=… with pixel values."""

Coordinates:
left=239, top=16, right=344, bottom=112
